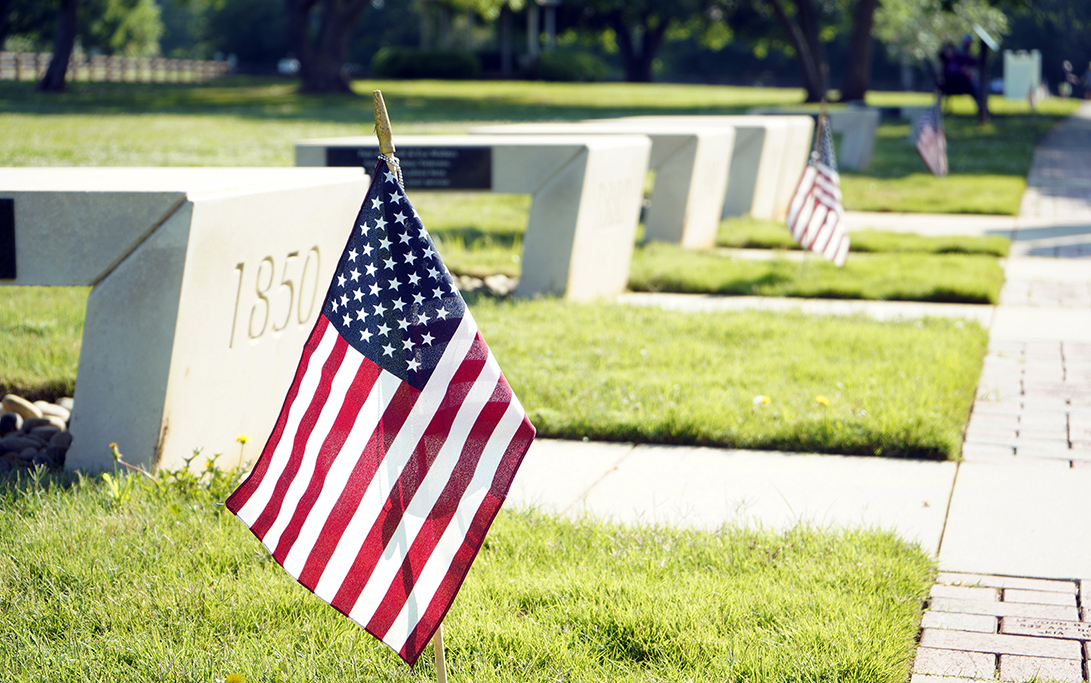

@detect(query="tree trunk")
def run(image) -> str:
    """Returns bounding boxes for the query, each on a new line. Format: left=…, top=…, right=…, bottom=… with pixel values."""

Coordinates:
left=286, top=0, right=368, bottom=94
left=611, top=13, right=668, bottom=83
left=764, top=0, right=826, bottom=102
left=839, top=0, right=880, bottom=102
left=37, top=0, right=79, bottom=92
left=0, top=0, right=13, bottom=50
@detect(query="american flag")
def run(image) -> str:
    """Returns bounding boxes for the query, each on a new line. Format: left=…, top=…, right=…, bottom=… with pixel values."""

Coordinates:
left=914, top=101, right=948, bottom=177
left=226, top=157, right=536, bottom=666
left=786, top=114, right=849, bottom=266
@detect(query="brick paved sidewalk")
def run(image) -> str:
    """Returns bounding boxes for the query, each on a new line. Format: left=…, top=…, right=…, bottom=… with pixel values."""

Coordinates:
left=912, top=573, right=1090, bottom=682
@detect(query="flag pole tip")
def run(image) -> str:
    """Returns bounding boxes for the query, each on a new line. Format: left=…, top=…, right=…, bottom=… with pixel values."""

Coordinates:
left=373, top=90, right=395, bottom=156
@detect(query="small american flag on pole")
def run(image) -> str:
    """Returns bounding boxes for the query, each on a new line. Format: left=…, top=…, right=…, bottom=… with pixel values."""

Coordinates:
left=786, top=113, right=849, bottom=266
left=914, top=99, right=948, bottom=177
left=226, top=156, right=535, bottom=667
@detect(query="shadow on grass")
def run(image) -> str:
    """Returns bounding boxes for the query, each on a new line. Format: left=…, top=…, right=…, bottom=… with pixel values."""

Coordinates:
left=0, top=77, right=782, bottom=124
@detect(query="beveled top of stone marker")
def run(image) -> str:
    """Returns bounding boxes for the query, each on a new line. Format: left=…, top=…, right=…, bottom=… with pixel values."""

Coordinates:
left=0, top=167, right=365, bottom=198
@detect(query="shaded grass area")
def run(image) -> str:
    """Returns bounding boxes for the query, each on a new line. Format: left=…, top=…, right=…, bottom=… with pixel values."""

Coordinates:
left=717, top=216, right=1011, bottom=257
left=473, top=298, right=987, bottom=459
left=0, top=468, right=935, bottom=682
left=629, top=243, right=1005, bottom=304
left=0, top=286, right=88, bottom=400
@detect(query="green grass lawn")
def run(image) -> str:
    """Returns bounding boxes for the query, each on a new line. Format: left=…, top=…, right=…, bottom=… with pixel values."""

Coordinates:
left=629, top=243, right=1005, bottom=304
left=474, top=298, right=986, bottom=459
left=0, top=468, right=935, bottom=682
left=0, top=77, right=1076, bottom=214
left=2, top=287, right=986, bottom=459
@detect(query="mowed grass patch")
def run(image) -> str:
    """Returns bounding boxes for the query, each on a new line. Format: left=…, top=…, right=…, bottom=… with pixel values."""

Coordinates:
left=716, top=217, right=1011, bottom=256
left=0, top=469, right=935, bottom=682
left=473, top=298, right=987, bottom=459
left=839, top=96, right=1078, bottom=215
left=0, top=286, right=88, bottom=400
left=628, top=243, right=1005, bottom=304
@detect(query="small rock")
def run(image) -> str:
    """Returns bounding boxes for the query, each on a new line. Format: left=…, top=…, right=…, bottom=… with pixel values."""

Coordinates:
left=32, top=452, right=55, bottom=468
left=55, top=397, right=74, bottom=411
left=49, top=431, right=73, bottom=450
left=0, top=412, right=21, bottom=436
left=45, top=446, right=66, bottom=468
left=17, top=447, right=39, bottom=462
left=484, top=274, right=517, bottom=296
left=1, top=395, right=42, bottom=420
left=30, top=426, right=61, bottom=442
left=33, top=401, right=70, bottom=423
left=21, top=416, right=66, bottom=432
left=0, top=434, right=43, bottom=453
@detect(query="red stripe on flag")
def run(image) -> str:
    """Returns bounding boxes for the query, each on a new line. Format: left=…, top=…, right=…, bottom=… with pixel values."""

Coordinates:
left=398, top=416, right=537, bottom=665
left=227, top=315, right=333, bottom=515
left=362, top=378, right=513, bottom=638
left=295, top=379, right=420, bottom=589
left=271, top=359, right=383, bottom=564
left=327, top=334, right=491, bottom=616
left=249, top=336, right=350, bottom=539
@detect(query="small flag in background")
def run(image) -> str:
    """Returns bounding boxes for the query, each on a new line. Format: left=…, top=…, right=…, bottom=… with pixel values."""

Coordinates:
left=226, top=157, right=535, bottom=666
left=786, top=114, right=849, bottom=266
left=914, top=100, right=948, bottom=177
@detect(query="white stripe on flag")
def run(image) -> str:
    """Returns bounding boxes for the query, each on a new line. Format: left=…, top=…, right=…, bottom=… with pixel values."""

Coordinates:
left=235, top=322, right=341, bottom=527
left=377, top=396, right=528, bottom=652
left=312, top=314, right=480, bottom=603
left=259, top=347, right=366, bottom=553
left=280, top=369, right=402, bottom=577
left=347, top=353, right=505, bottom=627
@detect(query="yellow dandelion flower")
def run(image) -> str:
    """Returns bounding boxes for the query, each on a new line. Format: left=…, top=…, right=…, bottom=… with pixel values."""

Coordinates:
left=236, top=434, right=250, bottom=445
left=225, top=675, right=244, bottom=683
left=815, top=395, right=830, bottom=406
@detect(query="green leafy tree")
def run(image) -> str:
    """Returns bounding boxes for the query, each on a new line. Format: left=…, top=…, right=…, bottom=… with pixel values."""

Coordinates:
left=567, top=0, right=717, bottom=82
left=874, top=0, right=1007, bottom=76
left=2, top=0, right=162, bottom=90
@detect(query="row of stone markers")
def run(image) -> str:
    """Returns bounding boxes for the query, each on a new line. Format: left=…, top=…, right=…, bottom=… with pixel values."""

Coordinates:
left=0, top=394, right=73, bottom=470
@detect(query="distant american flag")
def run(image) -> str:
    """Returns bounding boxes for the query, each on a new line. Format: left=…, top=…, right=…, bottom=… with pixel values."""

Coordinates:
left=786, top=114, right=849, bottom=266
left=226, top=158, right=535, bottom=666
left=915, top=101, right=948, bottom=177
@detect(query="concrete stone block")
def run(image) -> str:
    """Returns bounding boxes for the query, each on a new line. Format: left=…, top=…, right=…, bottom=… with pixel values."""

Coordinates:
left=920, top=628, right=1082, bottom=659
left=921, top=610, right=999, bottom=633
left=999, top=654, right=1082, bottom=682
left=937, top=573, right=1077, bottom=594
left=913, top=646, right=997, bottom=679
left=929, top=597, right=1079, bottom=621
left=297, top=134, right=652, bottom=301
left=931, top=584, right=1001, bottom=602
left=0, top=167, right=370, bottom=473
left=1004, top=589, right=1078, bottom=607
left=469, top=122, right=735, bottom=248
left=747, top=107, right=880, bottom=170
left=600, top=115, right=815, bottom=220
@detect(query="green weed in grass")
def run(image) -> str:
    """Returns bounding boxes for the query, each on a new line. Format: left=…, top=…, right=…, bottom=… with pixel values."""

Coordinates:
left=629, top=242, right=1006, bottom=304
left=473, top=297, right=987, bottom=459
left=0, top=466, right=935, bottom=682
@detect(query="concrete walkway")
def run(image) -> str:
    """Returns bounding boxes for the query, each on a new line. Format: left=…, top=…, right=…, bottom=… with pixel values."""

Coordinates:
left=506, top=101, right=1091, bottom=682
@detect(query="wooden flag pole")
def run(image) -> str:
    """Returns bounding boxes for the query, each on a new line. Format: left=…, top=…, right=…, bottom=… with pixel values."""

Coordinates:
left=433, top=623, right=449, bottom=683
left=373, top=89, right=396, bottom=156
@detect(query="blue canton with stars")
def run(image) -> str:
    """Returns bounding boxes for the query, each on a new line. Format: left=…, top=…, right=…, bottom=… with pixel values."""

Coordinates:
left=323, top=159, right=467, bottom=391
